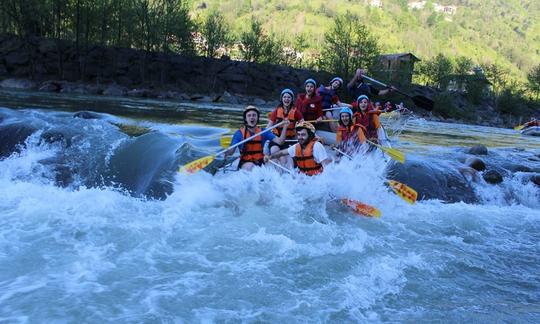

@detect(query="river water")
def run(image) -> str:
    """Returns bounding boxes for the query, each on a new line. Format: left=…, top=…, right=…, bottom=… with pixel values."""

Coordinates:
left=0, top=90, right=539, bottom=322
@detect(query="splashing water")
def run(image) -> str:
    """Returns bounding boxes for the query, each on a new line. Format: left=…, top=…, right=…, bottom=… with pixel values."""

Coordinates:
left=0, top=92, right=539, bottom=322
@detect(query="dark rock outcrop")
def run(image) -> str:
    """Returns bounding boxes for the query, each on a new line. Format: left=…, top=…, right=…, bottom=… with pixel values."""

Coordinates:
left=483, top=169, right=503, bottom=184
left=465, top=157, right=486, bottom=171
left=0, top=34, right=331, bottom=102
left=468, top=145, right=488, bottom=155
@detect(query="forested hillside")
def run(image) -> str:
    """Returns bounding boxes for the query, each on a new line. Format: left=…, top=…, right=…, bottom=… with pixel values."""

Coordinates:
left=192, top=0, right=540, bottom=80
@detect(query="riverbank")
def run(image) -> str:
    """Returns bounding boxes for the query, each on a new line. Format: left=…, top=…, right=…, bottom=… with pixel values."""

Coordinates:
left=0, top=34, right=535, bottom=128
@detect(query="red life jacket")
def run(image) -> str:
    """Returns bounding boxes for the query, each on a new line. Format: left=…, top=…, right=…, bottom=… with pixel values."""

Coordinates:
left=272, top=106, right=298, bottom=138
left=293, top=139, right=323, bottom=176
left=296, top=93, right=322, bottom=121
left=354, top=111, right=378, bottom=141
left=240, top=126, right=264, bottom=164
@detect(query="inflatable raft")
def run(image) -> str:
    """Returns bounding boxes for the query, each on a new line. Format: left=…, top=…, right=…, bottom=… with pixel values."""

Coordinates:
left=521, top=126, right=540, bottom=136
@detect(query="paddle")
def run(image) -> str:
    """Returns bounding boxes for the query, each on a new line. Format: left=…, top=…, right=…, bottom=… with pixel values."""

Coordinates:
left=220, top=136, right=296, bottom=148
left=331, top=147, right=417, bottom=204
left=387, top=180, right=417, bottom=204
left=306, top=119, right=337, bottom=123
left=266, top=159, right=381, bottom=217
left=514, top=124, right=525, bottom=131
left=179, top=121, right=287, bottom=174
left=365, top=139, right=405, bottom=164
left=361, top=75, right=434, bottom=111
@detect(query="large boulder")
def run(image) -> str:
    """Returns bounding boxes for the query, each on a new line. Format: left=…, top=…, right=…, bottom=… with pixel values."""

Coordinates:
left=465, top=157, right=486, bottom=171
left=0, top=123, right=37, bottom=157
left=103, top=84, right=127, bottom=96
left=483, top=170, right=503, bottom=184
left=385, top=159, right=477, bottom=203
left=468, top=145, right=488, bottom=155
left=0, top=78, right=36, bottom=90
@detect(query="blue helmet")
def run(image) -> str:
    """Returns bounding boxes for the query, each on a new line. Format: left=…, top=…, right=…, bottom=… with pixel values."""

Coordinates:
left=357, top=95, right=370, bottom=102
left=280, top=88, right=295, bottom=101
left=339, top=107, right=353, bottom=117
left=330, top=77, right=343, bottom=87
left=304, top=78, right=317, bottom=87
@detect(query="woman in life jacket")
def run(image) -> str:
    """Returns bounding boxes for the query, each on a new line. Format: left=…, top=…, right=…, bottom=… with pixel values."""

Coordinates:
left=316, top=77, right=351, bottom=132
left=225, top=106, right=289, bottom=171
left=352, top=95, right=382, bottom=144
left=267, top=88, right=304, bottom=168
left=295, top=78, right=324, bottom=126
left=264, top=121, right=332, bottom=176
left=335, top=107, right=367, bottom=156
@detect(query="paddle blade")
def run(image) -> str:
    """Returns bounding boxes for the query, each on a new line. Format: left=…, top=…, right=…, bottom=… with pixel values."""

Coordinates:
left=387, top=180, right=417, bottom=204
left=381, top=146, right=405, bottom=164
left=514, top=124, right=525, bottom=131
left=412, top=95, right=434, bottom=111
left=341, top=198, right=381, bottom=218
left=179, top=155, right=215, bottom=174
left=220, top=136, right=232, bottom=148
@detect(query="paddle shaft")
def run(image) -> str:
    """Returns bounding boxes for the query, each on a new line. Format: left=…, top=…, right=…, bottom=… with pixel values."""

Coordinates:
left=332, top=146, right=353, bottom=160
left=267, top=159, right=292, bottom=173
left=217, top=121, right=286, bottom=157
left=306, top=119, right=337, bottom=123
left=361, top=75, right=409, bottom=98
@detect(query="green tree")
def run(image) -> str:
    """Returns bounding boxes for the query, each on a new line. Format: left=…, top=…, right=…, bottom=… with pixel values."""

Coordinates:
left=199, top=11, right=232, bottom=58
left=239, top=18, right=264, bottom=62
left=239, top=18, right=285, bottom=65
left=480, top=62, right=508, bottom=97
left=417, top=54, right=454, bottom=89
left=318, top=11, right=380, bottom=80
left=527, top=64, right=540, bottom=100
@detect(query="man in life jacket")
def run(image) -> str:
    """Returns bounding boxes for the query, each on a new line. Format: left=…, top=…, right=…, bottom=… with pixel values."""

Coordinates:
left=267, top=88, right=304, bottom=168
left=523, top=117, right=539, bottom=128
left=264, top=121, right=332, bottom=176
left=317, top=77, right=352, bottom=132
left=225, top=106, right=289, bottom=171
left=352, top=95, right=382, bottom=144
left=295, top=78, right=324, bottom=126
left=347, top=68, right=394, bottom=99
left=335, top=107, right=367, bottom=156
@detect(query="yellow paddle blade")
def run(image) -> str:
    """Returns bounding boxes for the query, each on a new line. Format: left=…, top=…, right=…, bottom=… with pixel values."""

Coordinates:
left=387, top=180, right=418, bottom=204
left=381, top=146, right=405, bottom=164
left=341, top=198, right=381, bottom=218
left=179, top=155, right=215, bottom=174
left=220, top=136, right=232, bottom=148
left=514, top=124, right=525, bottom=131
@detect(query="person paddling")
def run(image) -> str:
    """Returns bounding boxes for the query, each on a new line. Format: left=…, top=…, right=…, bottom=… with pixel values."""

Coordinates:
left=347, top=68, right=394, bottom=99
left=264, top=121, right=331, bottom=176
left=296, top=78, right=323, bottom=126
left=352, top=95, right=382, bottom=144
left=267, top=88, right=304, bottom=167
left=225, top=106, right=289, bottom=171
left=317, top=77, right=351, bottom=132
left=335, top=107, right=367, bottom=156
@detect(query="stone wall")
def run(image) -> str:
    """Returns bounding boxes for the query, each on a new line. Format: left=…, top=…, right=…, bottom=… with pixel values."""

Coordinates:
left=0, top=34, right=331, bottom=100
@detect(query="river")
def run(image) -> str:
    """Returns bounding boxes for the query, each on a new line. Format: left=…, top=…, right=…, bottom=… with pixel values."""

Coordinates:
left=0, top=90, right=539, bottom=322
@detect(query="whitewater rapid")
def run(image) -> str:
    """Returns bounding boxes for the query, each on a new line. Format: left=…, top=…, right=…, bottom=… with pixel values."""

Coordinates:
left=0, top=94, right=539, bottom=322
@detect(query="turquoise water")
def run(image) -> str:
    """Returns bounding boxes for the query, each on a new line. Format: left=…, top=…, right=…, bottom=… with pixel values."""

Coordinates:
left=0, top=90, right=539, bottom=322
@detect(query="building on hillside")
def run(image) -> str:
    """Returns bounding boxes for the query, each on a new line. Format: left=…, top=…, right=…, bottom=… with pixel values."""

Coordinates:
left=373, top=53, right=420, bottom=86
left=367, top=0, right=383, bottom=8
left=434, top=4, right=457, bottom=15
left=408, top=1, right=427, bottom=10
left=444, top=67, right=491, bottom=93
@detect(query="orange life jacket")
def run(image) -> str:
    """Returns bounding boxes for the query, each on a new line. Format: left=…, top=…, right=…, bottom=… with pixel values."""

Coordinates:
left=354, top=111, right=378, bottom=141
left=293, top=139, right=323, bottom=176
left=240, top=126, right=264, bottom=164
left=336, top=124, right=367, bottom=143
left=272, top=106, right=298, bottom=138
